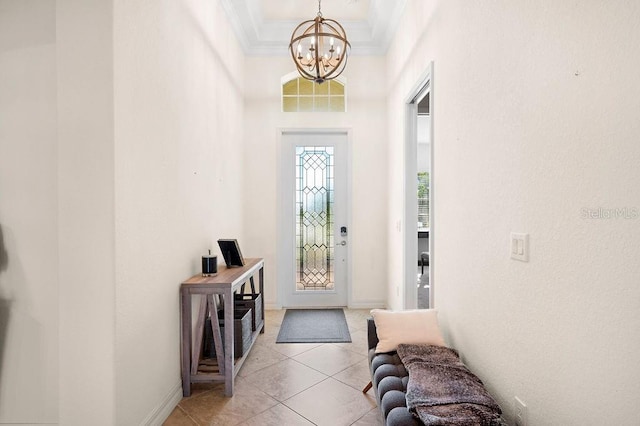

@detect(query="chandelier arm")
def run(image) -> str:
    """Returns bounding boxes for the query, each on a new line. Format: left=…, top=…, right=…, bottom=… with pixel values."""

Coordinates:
left=319, top=51, right=348, bottom=80
left=290, top=50, right=318, bottom=81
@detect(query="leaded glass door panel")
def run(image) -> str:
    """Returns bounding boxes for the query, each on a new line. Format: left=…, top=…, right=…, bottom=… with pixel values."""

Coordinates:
left=279, top=131, right=348, bottom=307
left=296, top=146, right=335, bottom=291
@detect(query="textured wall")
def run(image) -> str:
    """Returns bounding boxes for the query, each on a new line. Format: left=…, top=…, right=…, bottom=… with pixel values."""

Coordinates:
left=386, top=1, right=640, bottom=424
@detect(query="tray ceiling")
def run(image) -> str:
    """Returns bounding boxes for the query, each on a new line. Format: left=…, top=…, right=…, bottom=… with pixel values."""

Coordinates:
left=220, top=0, right=407, bottom=56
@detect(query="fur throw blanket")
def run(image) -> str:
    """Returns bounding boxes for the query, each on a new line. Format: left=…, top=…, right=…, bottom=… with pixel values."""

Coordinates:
left=397, top=344, right=503, bottom=426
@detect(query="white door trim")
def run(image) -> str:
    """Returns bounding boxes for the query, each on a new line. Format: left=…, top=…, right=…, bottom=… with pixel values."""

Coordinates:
left=276, top=128, right=353, bottom=308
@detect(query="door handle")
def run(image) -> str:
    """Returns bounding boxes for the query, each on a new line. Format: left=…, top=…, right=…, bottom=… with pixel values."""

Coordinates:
left=338, top=241, right=347, bottom=246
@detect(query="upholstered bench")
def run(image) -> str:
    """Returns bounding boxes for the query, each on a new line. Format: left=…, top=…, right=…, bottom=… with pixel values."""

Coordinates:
left=364, top=310, right=503, bottom=426
left=366, top=317, right=421, bottom=426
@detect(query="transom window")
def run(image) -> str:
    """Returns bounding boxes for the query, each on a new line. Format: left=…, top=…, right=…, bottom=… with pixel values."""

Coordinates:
left=282, top=75, right=346, bottom=113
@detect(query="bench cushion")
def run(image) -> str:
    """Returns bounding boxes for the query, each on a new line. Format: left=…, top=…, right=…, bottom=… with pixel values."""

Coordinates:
left=370, top=309, right=445, bottom=353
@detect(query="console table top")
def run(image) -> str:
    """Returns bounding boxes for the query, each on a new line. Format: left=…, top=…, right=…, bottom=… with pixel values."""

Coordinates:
left=181, top=257, right=264, bottom=289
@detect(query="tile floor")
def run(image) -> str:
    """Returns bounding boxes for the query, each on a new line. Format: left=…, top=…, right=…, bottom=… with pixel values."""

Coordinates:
left=164, top=309, right=384, bottom=426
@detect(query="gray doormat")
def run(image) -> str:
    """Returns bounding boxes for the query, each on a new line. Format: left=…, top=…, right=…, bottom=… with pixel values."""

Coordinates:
left=276, top=309, right=352, bottom=343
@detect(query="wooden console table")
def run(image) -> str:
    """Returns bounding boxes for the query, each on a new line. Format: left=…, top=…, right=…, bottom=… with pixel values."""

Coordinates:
left=180, top=258, right=264, bottom=397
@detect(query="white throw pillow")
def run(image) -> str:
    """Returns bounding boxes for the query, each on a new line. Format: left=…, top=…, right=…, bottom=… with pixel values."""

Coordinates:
left=370, top=309, right=446, bottom=353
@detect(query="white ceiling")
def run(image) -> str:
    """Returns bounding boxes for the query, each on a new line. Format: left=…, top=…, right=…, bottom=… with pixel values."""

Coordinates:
left=219, top=0, right=407, bottom=56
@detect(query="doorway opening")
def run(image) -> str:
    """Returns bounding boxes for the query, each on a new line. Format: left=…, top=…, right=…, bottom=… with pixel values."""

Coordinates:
left=416, top=95, right=431, bottom=309
left=404, top=64, right=434, bottom=309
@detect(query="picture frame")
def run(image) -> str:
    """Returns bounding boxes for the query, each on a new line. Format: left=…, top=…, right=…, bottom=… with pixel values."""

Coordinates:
left=217, top=239, right=245, bottom=267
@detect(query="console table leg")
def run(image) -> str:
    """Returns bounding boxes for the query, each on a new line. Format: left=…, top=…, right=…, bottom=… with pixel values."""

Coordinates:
left=180, top=288, right=192, bottom=397
left=259, top=266, right=265, bottom=334
left=224, top=288, right=234, bottom=396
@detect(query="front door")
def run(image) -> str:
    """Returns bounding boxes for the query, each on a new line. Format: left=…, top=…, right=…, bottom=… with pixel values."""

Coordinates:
left=279, top=131, right=349, bottom=307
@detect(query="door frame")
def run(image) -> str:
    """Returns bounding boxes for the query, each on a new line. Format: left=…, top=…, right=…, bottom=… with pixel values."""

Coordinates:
left=404, top=63, right=434, bottom=309
left=276, top=128, right=353, bottom=308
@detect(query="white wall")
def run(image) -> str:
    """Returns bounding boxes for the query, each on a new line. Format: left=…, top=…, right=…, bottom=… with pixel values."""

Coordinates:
left=57, top=0, right=116, bottom=424
left=2, top=1, right=118, bottom=423
left=0, top=1, right=58, bottom=422
left=387, top=1, right=640, bottom=425
left=113, top=0, right=245, bottom=424
left=2, top=0, right=246, bottom=424
left=243, top=56, right=388, bottom=309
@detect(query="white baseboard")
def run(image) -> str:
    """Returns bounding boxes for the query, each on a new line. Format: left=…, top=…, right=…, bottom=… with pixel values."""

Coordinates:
left=141, top=381, right=183, bottom=426
left=265, top=302, right=385, bottom=310
left=348, top=301, right=386, bottom=309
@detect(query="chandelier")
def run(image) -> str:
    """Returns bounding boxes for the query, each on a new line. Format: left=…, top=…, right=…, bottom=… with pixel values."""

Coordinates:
left=288, top=0, right=351, bottom=84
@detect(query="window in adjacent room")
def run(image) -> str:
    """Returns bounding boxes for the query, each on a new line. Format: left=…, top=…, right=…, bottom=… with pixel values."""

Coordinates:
left=417, top=172, right=430, bottom=228
left=282, top=74, right=346, bottom=112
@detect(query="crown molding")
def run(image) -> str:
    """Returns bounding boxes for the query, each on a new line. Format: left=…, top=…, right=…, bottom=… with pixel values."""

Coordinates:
left=219, top=0, right=407, bottom=56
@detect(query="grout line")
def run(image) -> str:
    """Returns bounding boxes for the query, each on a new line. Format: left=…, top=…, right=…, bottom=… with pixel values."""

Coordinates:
left=173, top=404, right=202, bottom=426
left=234, top=399, right=282, bottom=426
left=174, top=310, right=375, bottom=425
left=278, top=403, right=319, bottom=426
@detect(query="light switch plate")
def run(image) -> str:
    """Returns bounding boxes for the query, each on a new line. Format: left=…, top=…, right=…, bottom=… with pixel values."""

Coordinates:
left=510, top=233, right=529, bottom=262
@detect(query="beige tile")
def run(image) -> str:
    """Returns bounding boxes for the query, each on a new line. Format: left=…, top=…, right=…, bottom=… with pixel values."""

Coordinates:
left=264, top=309, right=286, bottom=320
left=171, top=309, right=382, bottom=425
left=179, top=382, right=230, bottom=402
left=257, top=324, right=281, bottom=343
left=245, top=358, right=327, bottom=401
left=178, top=377, right=278, bottom=425
left=237, top=343, right=288, bottom=377
left=332, top=358, right=372, bottom=391
left=263, top=341, right=321, bottom=357
left=283, top=377, right=377, bottom=426
left=162, top=406, right=198, bottom=426
left=239, top=403, right=314, bottom=426
left=344, top=309, right=371, bottom=331
left=293, top=344, right=365, bottom=376
left=331, top=328, right=369, bottom=356
left=256, top=328, right=321, bottom=357
left=264, top=309, right=286, bottom=327
left=352, top=407, right=385, bottom=426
